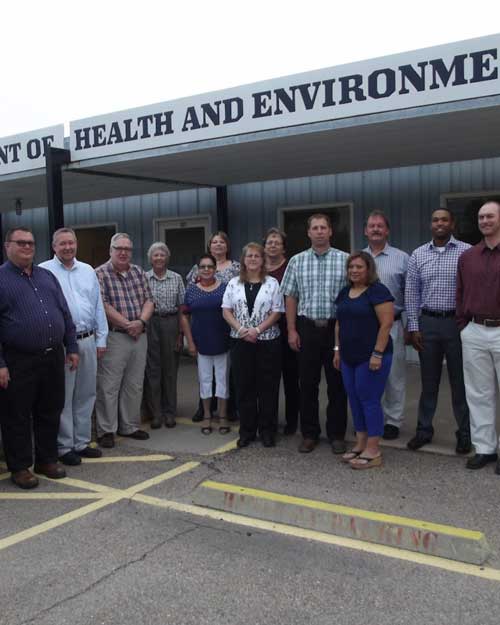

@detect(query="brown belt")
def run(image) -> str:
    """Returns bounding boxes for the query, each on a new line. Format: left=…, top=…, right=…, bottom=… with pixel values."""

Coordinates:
left=472, top=315, right=500, bottom=328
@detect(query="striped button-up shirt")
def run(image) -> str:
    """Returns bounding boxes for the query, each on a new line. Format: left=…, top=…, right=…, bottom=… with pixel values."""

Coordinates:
left=96, top=261, right=152, bottom=322
left=146, top=269, right=185, bottom=314
left=280, top=247, right=348, bottom=319
left=405, top=236, right=471, bottom=332
left=364, top=243, right=409, bottom=316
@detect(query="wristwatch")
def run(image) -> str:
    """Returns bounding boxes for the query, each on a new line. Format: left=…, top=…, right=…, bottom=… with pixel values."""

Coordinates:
left=138, top=318, right=146, bottom=328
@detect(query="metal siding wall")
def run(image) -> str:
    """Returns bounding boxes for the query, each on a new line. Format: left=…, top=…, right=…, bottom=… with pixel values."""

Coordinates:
left=4, top=157, right=500, bottom=264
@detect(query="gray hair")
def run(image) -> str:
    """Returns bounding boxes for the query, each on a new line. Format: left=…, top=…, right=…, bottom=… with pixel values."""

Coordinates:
left=52, top=227, right=77, bottom=246
left=110, top=232, right=132, bottom=250
left=147, top=241, right=170, bottom=263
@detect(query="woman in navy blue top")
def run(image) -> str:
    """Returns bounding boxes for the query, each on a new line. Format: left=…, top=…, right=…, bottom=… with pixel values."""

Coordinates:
left=181, top=254, right=231, bottom=435
left=334, top=251, right=394, bottom=470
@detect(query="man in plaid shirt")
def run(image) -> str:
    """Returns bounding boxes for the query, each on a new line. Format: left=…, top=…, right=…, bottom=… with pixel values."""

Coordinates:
left=95, top=233, right=154, bottom=448
left=405, top=208, right=471, bottom=453
left=281, top=214, right=348, bottom=454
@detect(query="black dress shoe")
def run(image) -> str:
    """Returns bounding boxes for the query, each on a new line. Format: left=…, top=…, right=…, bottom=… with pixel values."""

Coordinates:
left=466, top=453, right=498, bottom=470
left=150, top=418, right=162, bottom=429
left=120, top=429, right=150, bottom=440
left=59, top=451, right=82, bottom=466
left=237, top=437, right=254, bottom=448
left=192, top=410, right=203, bottom=423
left=495, top=460, right=500, bottom=476
left=76, top=446, right=103, bottom=458
left=283, top=424, right=297, bottom=435
left=98, top=433, right=115, bottom=448
left=407, top=435, right=432, bottom=451
left=383, top=424, right=400, bottom=440
left=455, top=435, right=472, bottom=455
left=262, top=434, right=275, bottom=448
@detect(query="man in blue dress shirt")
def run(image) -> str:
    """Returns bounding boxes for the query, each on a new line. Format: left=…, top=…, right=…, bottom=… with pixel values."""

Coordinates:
left=0, top=227, right=79, bottom=489
left=41, top=228, right=108, bottom=466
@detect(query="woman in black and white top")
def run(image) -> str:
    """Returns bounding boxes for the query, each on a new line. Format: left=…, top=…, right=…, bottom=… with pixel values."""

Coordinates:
left=222, top=243, right=284, bottom=448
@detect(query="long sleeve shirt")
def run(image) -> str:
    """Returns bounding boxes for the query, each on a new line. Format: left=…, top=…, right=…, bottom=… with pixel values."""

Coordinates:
left=405, top=236, right=471, bottom=332
left=0, top=261, right=77, bottom=367
left=39, top=256, right=108, bottom=348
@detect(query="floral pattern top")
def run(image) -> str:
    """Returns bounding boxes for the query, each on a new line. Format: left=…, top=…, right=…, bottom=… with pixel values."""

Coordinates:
left=186, top=260, right=240, bottom=285
left=221, top=276, right=284, bottom=341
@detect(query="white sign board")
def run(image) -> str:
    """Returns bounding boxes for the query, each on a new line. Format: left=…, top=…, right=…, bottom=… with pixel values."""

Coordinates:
left=70, top=34, right=500, bottom=162
left=0, top=125, right=65, bottom=175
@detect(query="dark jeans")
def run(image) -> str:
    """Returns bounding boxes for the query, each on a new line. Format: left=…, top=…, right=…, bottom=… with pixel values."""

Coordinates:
left=230, top=338, right=281, bottom=440
left=280, top=330, right=300, bottom=430
left=417, top=315, right=470, bottom=438
left=297, top=317, right=347, bottom=441
left=0, top=345, right=65, bottom=472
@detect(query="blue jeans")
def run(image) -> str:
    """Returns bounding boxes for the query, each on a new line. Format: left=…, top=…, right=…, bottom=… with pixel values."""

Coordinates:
left=341, top=355, right=392, bottom=437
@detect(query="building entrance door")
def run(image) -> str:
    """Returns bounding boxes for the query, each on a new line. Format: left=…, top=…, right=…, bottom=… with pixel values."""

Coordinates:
left=155, top=216, right=211, bottom=278
left=73, top=224, right=117, bottom=268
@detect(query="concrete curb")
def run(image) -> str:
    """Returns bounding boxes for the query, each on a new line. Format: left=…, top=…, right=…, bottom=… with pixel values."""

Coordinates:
left=192, top=480, right=491, bottom=565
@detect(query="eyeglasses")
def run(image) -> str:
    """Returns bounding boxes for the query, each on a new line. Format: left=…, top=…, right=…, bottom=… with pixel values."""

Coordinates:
left=199, top=264, right=215, bottom=270
left=112, top=246, right=133, bottom=253
left=8, top=240, right=35, bottom=248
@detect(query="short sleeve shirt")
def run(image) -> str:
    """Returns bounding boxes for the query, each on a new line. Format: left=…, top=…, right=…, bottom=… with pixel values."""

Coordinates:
left=184, top=283, right=229, bottom=355
left=336, top=282, right=394, bottom=365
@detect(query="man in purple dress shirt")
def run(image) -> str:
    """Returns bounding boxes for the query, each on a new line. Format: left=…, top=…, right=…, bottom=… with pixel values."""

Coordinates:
left=0, top=227, right=79, bottom=489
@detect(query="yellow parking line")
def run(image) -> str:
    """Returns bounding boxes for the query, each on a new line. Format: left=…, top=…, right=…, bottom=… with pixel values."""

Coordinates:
left=82, top=454, right=173, bottom=463
left=204, top=439, right=238, bottom=456
left=132, top=494, right=500, bottom=583
left=0, top=496, right=121, bottom=552
left=0, top=492, right=105, bottom=500
left=124, top=461, right=200, bottom=496
left=46, top=476, right=121, bottom=494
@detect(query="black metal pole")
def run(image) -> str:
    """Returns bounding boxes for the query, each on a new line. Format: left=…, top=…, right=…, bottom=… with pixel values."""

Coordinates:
left=216, top=186, right=229, bottom=233
left=46, top=147, right=71, bottom=248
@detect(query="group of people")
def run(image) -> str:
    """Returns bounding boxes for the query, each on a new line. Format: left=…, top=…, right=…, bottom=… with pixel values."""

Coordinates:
left=1, top=200, right=500, bottom=488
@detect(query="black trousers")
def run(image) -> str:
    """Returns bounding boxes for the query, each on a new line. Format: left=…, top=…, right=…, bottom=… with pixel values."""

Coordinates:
left=280, top=330, right=300, bottom=429
left=297, top=317, right=347, bottom=441
left=230, top=338, right=281, bottom=439
left=0, top=345, right=65, bottom=472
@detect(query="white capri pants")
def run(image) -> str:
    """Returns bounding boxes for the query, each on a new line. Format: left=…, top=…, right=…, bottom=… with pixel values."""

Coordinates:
left=198, top=352, right=230, bottom=399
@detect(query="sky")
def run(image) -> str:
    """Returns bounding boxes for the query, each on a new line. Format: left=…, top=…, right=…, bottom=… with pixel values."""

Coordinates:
left=2, top=0, right=499, bottom=138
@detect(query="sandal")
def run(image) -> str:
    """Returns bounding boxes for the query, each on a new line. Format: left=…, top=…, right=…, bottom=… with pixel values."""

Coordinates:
left=201, top=418, right=212, bottom=435
left=341, top=449, right=363, bottom=463
left=219, top=420, right=231, bottom=435
left=350, top=454, right=383, bottom=470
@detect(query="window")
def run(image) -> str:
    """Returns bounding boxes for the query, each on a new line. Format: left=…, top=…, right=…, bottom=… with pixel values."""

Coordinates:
left=444, top=193, right=500, bottom=245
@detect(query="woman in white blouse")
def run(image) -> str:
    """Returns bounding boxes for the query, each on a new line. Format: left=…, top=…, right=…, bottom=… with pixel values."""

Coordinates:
left=222, top=243, right=284, bottom=448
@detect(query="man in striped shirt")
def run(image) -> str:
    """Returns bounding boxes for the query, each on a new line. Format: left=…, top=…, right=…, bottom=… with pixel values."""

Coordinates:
left=364, top=211, right=409, bottom=440
left=405, top=208, right=471, bottom=453
left=281, top=214, right=348, bottom=454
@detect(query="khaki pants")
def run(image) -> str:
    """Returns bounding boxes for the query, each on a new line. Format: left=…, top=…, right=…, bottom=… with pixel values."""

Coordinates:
left=95, top=332, right=147, bottom=437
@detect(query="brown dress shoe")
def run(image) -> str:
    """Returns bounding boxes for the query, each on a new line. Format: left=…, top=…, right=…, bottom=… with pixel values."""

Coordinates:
left=33, top=463, right=67, bottom=479
left=298, top=438, right=318, bottom=453
left=11, top=469, right=39, bottom=489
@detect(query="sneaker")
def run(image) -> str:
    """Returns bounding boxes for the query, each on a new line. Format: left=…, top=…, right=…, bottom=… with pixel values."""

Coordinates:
left=76, top=446, right=103, bottom=458
left=59, top=451, right=82, bottom=466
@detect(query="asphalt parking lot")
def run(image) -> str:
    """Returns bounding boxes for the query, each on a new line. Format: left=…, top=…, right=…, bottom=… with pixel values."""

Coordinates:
left=1, top=359, right=500, bottom=625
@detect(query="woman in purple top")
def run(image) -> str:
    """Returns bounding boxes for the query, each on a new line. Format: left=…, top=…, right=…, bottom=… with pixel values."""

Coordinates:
left=181, top=254, right=231, bottom=435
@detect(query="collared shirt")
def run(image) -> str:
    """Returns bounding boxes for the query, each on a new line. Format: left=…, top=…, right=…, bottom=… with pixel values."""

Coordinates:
left=364, top=243, right=409, bottom=315
left=146, top=269, right=185, bottom=314
left=456, top=240, right=500, bottom=329
left=0, top=261, right=77, bottom=367
left=95, top=261, right=152, bottom=322
left=39, top=256, right=108, bottom=348
left=280, top=247, right=348, bottom=319
left=405, top=236, right=471, bottom=332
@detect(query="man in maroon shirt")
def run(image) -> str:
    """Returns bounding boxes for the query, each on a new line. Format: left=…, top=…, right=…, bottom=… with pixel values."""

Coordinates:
left=457, top=200, right=500, bottom=473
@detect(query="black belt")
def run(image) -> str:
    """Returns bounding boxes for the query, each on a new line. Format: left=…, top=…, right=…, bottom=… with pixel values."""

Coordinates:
left=299, top=316, right=334, bottom=329
left=421, top=309, right=455, bottom=319
left=110, top=327, right=145, bottom=334
left=76, top=330, right=94, bottom=340
left=473, top=316, right=500, bottom=327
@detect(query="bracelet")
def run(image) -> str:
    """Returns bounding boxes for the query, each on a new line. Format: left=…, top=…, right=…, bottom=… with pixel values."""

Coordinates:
left=333, top=346, right=340, bottom=352
left=255, top=326, right=261, bottom=335
left=372, top=350, right=383, bottom=359
left=237, top=326, right=245, bottom=336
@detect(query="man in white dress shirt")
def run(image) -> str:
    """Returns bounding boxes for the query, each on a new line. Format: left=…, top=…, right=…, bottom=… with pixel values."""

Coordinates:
left=40, top=228, right=108, bottom=465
